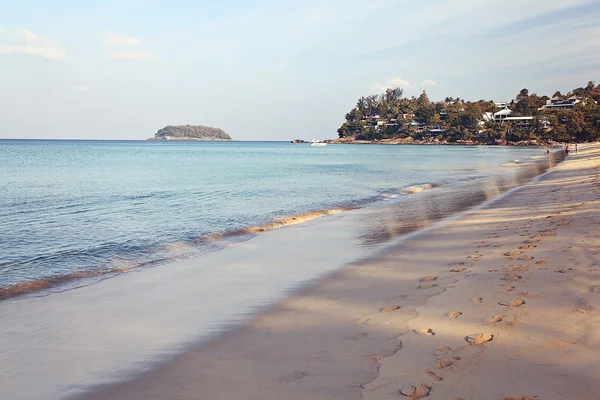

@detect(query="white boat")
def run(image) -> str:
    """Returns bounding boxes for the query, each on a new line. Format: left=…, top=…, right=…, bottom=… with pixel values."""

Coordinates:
left=310, top=138, right=327, bottom=146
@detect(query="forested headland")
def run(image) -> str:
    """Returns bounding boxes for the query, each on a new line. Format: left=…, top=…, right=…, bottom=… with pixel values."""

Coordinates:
left=150, top=125, right=232, bottom=141
left=336, top=81, right=600, bottom=145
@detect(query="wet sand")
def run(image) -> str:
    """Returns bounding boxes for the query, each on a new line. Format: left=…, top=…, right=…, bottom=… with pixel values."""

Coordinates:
left=79, top=144, right=600, bottom=400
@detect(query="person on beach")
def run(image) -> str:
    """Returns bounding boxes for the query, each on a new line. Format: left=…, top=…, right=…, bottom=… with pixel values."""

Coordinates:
left=565, top=143, right=570, bottom=156
left=575, top=143, right=578, bottom=154
left=546, top=146, right=550, bottom=155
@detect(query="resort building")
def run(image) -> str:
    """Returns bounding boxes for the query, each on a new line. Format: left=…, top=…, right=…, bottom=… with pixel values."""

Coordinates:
left=493, top=108, right=514, bottom=121
left=542, top=96, right=582, bottom=110
left=406, top=120, right=426, bottom=133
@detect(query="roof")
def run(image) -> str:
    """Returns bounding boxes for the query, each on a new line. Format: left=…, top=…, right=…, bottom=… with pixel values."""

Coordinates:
left=503, top=116, right=534, bottom=121
left=494, top=109, right=513, bottom=117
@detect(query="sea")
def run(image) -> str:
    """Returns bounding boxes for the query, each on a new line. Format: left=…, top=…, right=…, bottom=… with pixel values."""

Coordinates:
left=0, top=139, right=562, bottom=399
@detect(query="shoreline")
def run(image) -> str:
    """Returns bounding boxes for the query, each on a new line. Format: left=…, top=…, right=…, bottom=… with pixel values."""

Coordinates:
left=78, top=145, right=600, bottom=399
left=1, top=147, right=557, bottom=302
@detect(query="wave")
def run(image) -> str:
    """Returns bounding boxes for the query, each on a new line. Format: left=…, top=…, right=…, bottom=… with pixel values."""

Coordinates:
left=0, top=207, right=360, bottom=301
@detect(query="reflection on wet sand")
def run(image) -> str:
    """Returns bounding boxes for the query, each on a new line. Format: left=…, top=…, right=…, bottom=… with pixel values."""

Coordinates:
left=356, top=152, right=564, bottom=247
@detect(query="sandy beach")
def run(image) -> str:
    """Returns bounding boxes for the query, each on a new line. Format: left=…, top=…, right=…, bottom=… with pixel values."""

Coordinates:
left=77, top=143, right=600, bottom=400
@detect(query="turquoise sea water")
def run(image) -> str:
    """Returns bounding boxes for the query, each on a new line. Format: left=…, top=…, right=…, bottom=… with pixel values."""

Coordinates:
left=0, top=140, right=551, bottom=295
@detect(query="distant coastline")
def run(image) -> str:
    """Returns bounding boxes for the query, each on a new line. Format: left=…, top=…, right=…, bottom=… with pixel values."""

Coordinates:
left=149, top=125, right=232, bottom=141
left=328, top=137, right=549, bottom=146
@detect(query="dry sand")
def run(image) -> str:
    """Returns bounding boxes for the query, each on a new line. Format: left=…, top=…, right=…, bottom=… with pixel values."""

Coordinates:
left=82, top=144, right=600, bottom=400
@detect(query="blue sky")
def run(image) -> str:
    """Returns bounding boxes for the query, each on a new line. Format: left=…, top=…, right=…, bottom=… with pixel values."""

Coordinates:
left=1, top=0, right=599, bottom=140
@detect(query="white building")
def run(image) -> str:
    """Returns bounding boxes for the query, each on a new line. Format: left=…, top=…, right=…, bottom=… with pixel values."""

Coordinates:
left=542, top=96, right=581, bottom=110
left=494, top=109, right=513, bottom=121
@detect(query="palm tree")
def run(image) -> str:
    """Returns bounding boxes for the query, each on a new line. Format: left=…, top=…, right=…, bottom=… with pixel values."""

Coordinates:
left=356, top=97, right=367, bottom=114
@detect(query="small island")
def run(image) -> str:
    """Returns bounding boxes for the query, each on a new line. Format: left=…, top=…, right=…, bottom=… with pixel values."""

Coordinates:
left=149, top=125, right=232, bottom=141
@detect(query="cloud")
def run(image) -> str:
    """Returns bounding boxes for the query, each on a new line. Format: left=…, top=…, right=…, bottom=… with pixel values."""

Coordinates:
left=368, top=77, right=441, bottom=94
left=101, top=32, right=153, bottom=60
left=421, top=79, right=439, bottom=87
left=71, top=84, right=92, bottom=92
left=101, top=33, right=141, bottom=47
left=0, top=29, right=67, bottom=60
left=369, top=77, right=414, bottom=93
left=105, top=50, right=153, bottom=61
left=14, top=29, right=38, bottom=42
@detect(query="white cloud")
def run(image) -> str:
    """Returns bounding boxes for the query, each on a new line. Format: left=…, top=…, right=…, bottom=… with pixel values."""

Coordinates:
left=368, top=77, right=441, bottom=94
left=105, top=50, right=153, bottom=61
left=71, top=84, right=92, bottom=92
left=101, top=33, right=141, bottom=47
left=0, top=29, right=67, bottom=60
left=421, top=79, right=439, bottom=87
left=369, top=77, right=414, bottom=93
left=14, top=29, right=38, bottom=42
left=100, top=32, right=153, bottom=60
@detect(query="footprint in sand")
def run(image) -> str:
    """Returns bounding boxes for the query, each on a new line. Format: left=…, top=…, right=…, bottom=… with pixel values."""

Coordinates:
left=399, top=383, right=432, bottom=399
left=504, top=250, right=524, bottom=258
left=490, top=314, right=503, bottom=323
left=518, top=292, right=540, bottom=298
left=472, top=297, right=483, bottom=304
left=524, top=238, right=541, bottom=244
left=437, top=356, right=461, bottom=369
left=418, top=283, right=438, bottom=289
left=518, top=255, right=534, bottom=261
left=503, top=274, right=522, bottom=282
left=535, top=260, right=548, bottom=265
left=380, top=305, right=401, bottom=312
left=519, top=244, right=537, bottom=250
left=503, top=286, right=516, bottom=293
left=465, top=333, right=494, bottom=345
left=499, top=298, right=525, bottom=307
left=447, top=311, right=463, bottom=319
left=511, top=298, right=525, bottom=307
left=450, top=267, right=468, bottom=273
left=433, top=346, right=451, bottom=356
left=418, top=328, right=435, bottom=336
left=422, top=369, right=443, bottom=381
left=419, top=276, right=438, bottom=282
left=556, top=268, right=573, bottom=273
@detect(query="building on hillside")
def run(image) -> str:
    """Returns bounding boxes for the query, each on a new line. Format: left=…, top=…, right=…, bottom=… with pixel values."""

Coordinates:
left=406, top=120, right=426, bottom=133
left=481, top=109, right=537, bottom=129
left=426, top=128, right=446, bottom=137
left=494, top=102, right=509, bottom=109
left=541, top=96, right=582, bottom=110
left=493, top=109, right=514, bottom=121
left=501, top=116, right=534, bottom=127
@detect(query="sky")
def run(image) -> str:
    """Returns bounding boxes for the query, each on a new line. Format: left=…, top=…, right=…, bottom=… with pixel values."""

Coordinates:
left=1, top=0, right=599, bottom=140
